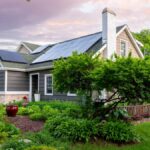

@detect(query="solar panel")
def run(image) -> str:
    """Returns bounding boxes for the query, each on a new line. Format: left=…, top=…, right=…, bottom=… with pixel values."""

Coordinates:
left=32, top=32, right=102, bottom=64
left=0, top=50, right=27, bottom=63
left=31, top=44, right=51, bottom=54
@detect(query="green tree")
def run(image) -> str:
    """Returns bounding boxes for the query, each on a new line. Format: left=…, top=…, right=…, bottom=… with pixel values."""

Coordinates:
left=53, top=52, right=150, bottom=118
left=133, top=29, right=150, bottom=55
left=53, top=52, right=100, bottom=107
left=93, top=55, right=150, bottom=105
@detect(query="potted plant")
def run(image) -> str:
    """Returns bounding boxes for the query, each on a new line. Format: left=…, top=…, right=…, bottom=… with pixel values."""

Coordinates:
left=6, top=101, right=18, bottom=117
left=34, top=91, right=40, bottom=102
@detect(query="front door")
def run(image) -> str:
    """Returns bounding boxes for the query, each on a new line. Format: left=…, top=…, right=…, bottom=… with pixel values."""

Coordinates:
left=30, top=73, right=39, bottom=101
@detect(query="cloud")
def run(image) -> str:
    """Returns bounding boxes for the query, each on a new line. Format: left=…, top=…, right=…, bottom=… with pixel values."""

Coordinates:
left=0, top=0, right=150, bottom=50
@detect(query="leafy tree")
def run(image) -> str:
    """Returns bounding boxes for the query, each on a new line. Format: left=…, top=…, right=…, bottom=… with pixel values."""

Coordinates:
left=93, top=55, right=150, bottom=107
left=53, top=52, right=100, bottom=108
left=133, top=29, right=150, bottom=55
left=53, top=52, right=150, bottom=118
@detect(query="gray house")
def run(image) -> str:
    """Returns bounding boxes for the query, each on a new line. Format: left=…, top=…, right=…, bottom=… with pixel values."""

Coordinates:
left=0, top=8, right=144, bottom=103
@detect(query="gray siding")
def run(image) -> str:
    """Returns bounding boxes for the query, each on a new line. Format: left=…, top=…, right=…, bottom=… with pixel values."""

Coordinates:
left=0, top=70, right=5, bottom=91
left=7, top=71, right=29, bottom=91
left=30, top=70, right=77, bottom=101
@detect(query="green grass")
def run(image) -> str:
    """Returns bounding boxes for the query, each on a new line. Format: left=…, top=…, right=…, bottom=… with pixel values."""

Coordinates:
left=71, top=122, right=150, bottom=150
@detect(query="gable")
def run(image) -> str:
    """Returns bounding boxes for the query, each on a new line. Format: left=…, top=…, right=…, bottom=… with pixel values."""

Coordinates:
left=18, top=45, right=30, bottom=54
left=116, top=29, right=142, bottom=58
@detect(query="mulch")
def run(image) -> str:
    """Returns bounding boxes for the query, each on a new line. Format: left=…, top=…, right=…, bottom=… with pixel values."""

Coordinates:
left=6, top=115, right=44, bottom=132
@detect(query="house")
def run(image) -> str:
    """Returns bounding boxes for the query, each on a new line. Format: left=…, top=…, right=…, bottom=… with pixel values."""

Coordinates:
left=0, top=8, right=144, bottom=103
left=17, top=42, right=41, bottom=54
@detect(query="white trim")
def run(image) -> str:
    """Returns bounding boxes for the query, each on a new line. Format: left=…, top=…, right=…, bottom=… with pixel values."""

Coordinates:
left=116, top=25, right=127, bottom=37
left=136, top=40, right=144, bottom=47
left=120, top=39, right=128, bottom=56
left=0, top=91, right=29, bottom=95
left=5, top=71, right=7, bottom=92
left=29, top=73, right=40, bottom=101
left=2, top=66, right=53, bottom=72
left=92, top=44, right=107, bottom=58
left=67, top=92, right=77, bottom=96
left=0, top=60, right=4, bottom=69
left=17, top=42, right=32, bottom=53
left=44, top=74, right=53, bottom=96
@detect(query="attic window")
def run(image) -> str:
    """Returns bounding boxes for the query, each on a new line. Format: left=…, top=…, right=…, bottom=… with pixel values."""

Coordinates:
left=120, top=40, right=127, bottom=56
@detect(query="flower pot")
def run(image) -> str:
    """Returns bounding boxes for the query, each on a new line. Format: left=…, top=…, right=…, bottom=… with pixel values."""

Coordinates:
left=6, top=105, right=18, bottom=117
left=34, top=94, right=40, bottom=102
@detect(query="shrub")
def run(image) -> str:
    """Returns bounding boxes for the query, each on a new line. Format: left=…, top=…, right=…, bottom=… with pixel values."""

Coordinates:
left=0, top=121, right=20, bottom=138
left=11, top=100, right=24, bottom=107
left=1, top=139, right=32, bottom=150
left=18, top=107, right=31, bottom=116
left=100, top=120, right=138, bottom=143
left=110, top=108, right=130, bottom=121
left=45, top=115, right=99, bottom=142
left=25, top=146, right=57, bottom=150
left=29, top=113, right=47, bottom=121
left=18, top=106, right=41, bottom=116
left=27, top=131, right=70, bottom=150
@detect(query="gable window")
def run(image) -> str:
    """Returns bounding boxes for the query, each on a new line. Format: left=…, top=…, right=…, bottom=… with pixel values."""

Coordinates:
left=120, top=40, right=127, bottom=56
left=44, top=74, right=53, bottom=95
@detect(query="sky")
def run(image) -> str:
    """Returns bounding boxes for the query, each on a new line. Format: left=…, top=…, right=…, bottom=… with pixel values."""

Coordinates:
left=0, top=0, right=150, bottom=50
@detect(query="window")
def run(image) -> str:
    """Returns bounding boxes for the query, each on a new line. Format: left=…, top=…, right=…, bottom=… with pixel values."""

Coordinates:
left=45, top=74, right=53, bottom=95
left=120, top=40, right=127, bottom=56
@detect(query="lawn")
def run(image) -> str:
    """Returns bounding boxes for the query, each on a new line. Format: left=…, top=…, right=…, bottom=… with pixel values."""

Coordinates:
left=72, top=123, right=150, bottom=150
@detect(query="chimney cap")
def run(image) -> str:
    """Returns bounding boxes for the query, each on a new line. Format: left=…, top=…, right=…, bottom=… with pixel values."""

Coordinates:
left=102, top=8, right=116, bottom=16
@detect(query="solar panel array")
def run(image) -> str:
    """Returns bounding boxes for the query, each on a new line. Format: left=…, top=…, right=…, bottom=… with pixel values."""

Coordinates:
left=31, top=44, right=51, bottom=54
left=0, top=50, right=27, bottom=63
left=32, top=32, right=102, bottom=64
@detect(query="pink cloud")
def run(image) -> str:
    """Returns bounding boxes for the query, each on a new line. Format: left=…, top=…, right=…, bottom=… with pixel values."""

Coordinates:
left=0, top=0, right=150, bottom=50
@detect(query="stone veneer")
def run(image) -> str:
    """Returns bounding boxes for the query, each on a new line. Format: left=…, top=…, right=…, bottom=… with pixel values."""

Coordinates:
left=0, top=94, right=29, bottom=104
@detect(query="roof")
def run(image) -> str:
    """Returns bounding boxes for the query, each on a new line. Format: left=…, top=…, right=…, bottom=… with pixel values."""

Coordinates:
left=31, top=44, right=52, bottom=54
left=1, top=24, right=142, bottom=71
left=0, top=50, right=27, bottom=64
left=32, top=32, right=102, bottom=64
left=22, top=42, right=40, bottom=51
left=32, top=25, right=125, bottom=64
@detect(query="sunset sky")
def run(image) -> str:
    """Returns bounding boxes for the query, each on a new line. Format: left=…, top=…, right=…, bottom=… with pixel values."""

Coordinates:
left=0, top=0, right=150, bottom=50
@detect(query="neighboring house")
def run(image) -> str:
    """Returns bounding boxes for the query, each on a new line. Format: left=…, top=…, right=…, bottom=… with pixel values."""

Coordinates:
left=0, top=8, right=144, bottom=103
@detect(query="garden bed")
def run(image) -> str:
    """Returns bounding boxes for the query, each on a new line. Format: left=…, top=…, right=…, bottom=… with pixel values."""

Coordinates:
left=6, top=115, right=44, bottom=132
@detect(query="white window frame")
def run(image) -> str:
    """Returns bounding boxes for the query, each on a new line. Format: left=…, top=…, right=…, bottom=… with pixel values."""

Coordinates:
left=67, top=92, right=77, bottom=96
left=44, top=74, right=53, bottom=95
left=120, top=39, right=128, bottom=56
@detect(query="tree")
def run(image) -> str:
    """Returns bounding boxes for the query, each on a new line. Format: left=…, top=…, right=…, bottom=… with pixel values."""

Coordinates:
left=93, top=55, right=150, bottom=106
left=133, top=29, right=150, bottom=55
left=53, top=52, right=150, bottom=118
left=53, top=52, right=100, bottom=105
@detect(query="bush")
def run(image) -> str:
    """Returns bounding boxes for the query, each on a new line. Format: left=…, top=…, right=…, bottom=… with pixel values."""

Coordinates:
left=27, top=101, right=79, bottom=111
left=1, top=139, right=32, bottom=150
left=25, top=146, right=57, bottom=150
left=100, top=120, right=138, bottom=143
left=0, top=121, right=20, bottom=138
left=26, top=131, right=70, bottom=150
left=18, top=106, right=41, bottom=116
left=110, top=108, right=130, bottom=121
left=44, top=115, right=99, bottom=142
left=29, top=113, right=47, bottom=121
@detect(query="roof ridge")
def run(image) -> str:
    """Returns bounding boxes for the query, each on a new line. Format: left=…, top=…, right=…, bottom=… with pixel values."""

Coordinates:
left=54, top=32, right=102, bottom=45
left=51, top=24, right=126, bottom=46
